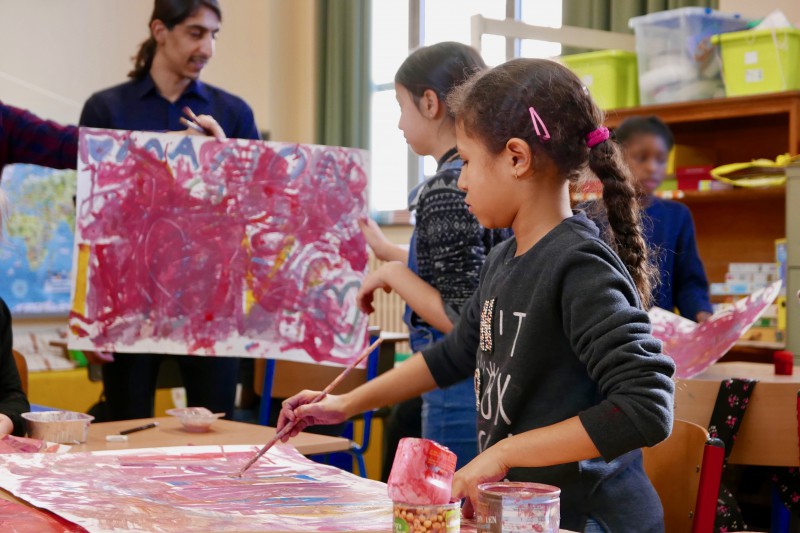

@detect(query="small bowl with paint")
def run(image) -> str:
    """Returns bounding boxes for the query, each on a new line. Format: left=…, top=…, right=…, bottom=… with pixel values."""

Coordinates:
left=166, top=407, right=224, bottom=433
left=476, top=482, right=561, bottom=533
left=22, top=411, right=94, bottom=444
left=393, top=501, right=460, bottom=533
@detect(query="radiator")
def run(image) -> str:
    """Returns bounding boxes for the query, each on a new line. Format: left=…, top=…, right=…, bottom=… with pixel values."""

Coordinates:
left=367, top=253, right=410, bottom=355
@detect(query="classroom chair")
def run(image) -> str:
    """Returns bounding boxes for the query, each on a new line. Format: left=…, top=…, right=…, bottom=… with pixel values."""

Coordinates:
left=12, top=349, right=28, bottom=396
left=254, top=330, right=393, bottom=477
left=642, top=418, right=725, bottom=533
left=676, top=364, right=800, bottom=532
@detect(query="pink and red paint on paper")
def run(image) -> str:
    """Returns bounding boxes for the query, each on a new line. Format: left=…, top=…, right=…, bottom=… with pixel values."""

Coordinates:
left=0, top=500, right=86, bottom=533
left=0, top=444, right=392, bottom=532
left=649, top=281, right=782, bottom=378
left=68, top=129, right=369, bottom=364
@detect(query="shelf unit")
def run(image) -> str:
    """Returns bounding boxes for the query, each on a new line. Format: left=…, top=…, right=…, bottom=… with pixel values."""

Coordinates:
left=603, top=92, right=800, bottom=357
left=603, top=92, right=798, bottom=288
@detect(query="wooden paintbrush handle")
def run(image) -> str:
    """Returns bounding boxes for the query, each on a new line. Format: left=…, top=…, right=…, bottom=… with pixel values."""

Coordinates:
left=235, top=337, right=383, bottom=477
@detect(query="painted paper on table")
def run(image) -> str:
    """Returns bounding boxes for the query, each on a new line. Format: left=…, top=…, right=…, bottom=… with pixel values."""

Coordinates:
left=69, top=129, right=369, bottom=364
left=0, top=500, right=86, bottom=533
left=0, top=444, right=392, bottom=532
left=649, top=281, right=782, bottom=378
left=0, top=435, right=70, bottom=454
left=0, top=165, right=77, bottom=316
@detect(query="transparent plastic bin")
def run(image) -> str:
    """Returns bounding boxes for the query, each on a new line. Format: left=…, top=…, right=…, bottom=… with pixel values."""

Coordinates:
left=629, top=7, right=749, bottom=104
left=560, top=50, right=639, bottom=109
left=712, top=28, right=800, bottom=97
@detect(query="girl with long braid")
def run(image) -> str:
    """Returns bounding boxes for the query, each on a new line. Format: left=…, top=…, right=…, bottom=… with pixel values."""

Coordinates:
left=278, top=58, right=675, bottom=533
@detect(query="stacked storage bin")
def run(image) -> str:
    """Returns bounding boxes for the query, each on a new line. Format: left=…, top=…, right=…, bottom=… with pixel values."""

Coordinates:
left=560, top=50, right=639, bottom=110
left=713, top=27, right=800, bottom=96
left=629, top=7, right=749, bottom=104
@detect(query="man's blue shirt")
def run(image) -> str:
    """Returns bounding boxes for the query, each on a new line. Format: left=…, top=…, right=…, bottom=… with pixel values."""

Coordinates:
left=79, top=75, right=259, bottom=140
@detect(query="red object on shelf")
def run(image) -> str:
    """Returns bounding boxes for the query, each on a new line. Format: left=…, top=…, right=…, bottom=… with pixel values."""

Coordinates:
left=676, top=166, right=713, bottom=190
left=774, top=350, right=794, bottom=375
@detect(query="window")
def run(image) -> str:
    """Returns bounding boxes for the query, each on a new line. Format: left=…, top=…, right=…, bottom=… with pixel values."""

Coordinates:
left=369, top=0, right=563, bottom=215
left=369, top=1, right=410, bottom=216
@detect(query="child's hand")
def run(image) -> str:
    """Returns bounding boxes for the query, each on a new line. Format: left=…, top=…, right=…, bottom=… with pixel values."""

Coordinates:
left=356, top=266, right=393, bottom=314
left=0, top=414, right=13, bottom=436
left=695, top=311, right=712, bottom=323
left=276, top=391, right=349, bottom=441
left=359, top=217, right=393, bottom=260
left=451, top=447, right=510, bottom=518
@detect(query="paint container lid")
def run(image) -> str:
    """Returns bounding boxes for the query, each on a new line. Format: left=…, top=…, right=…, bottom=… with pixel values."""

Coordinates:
left=387, top=438, right=457, bottom=505
left=393, top=501, right=460, bottom=533
left=477, top=481, right=561, bottom=502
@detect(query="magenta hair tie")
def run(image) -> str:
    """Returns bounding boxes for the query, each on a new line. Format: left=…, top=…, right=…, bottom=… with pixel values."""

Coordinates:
left=528, top=106, right=551, bottom=141
left=586, top=126, right=609, bottom=148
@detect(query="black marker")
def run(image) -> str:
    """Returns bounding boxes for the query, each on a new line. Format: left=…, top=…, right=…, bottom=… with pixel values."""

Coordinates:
left=119, top=422, right=159, bottom=435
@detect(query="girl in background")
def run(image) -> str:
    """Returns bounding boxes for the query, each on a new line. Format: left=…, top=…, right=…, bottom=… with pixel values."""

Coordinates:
left=359, top=41, right=510, bottom=470
left=615, top=115, right=713, bottom=322
left=282, top=58, right=675, bottom=532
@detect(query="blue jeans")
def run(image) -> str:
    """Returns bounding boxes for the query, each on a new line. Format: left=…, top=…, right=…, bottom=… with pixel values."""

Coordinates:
left=584, top=518, right=606, bottom=533
left=421, top=377, right=478, bottom=469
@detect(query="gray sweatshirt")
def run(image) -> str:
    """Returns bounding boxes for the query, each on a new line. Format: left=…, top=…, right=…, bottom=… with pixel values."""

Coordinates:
left=422, top=212, right=675, bottom=532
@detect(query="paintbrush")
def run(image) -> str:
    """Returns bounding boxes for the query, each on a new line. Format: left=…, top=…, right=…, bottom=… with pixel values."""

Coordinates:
left=233, top=337, right=383, bottom=478
left=181, top=105, right=207, bottom=134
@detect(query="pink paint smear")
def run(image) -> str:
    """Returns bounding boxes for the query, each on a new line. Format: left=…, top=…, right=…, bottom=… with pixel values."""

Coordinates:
left=70, top=130, right=369, bottom=364
left=650, top=281, right=782, bottom=378
left=0, top=444, right=392, bottom=532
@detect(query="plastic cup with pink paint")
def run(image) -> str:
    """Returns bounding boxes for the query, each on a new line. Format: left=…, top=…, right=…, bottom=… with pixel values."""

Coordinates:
left=22, top=411, right=94, bottom=444
left=387, top=438, right=460, bottom=532
left=166, top=407, right=224, bottom=432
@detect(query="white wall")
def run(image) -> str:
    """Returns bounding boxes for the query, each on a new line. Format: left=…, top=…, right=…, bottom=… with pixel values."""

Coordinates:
left=2, top=0, right=318, bottom=336
left=0, top=0, right=317, bottom=143
left=720, top=0, right=800, bottom=25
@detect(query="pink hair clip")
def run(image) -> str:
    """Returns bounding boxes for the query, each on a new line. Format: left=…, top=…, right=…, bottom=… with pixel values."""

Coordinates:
left=528, top=106, right=550, bottom=141
left=586, top=126, right=609, bottom=148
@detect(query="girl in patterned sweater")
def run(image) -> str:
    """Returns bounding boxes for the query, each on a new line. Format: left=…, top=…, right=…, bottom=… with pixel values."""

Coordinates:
left=358, top=42, right=510, bottom=469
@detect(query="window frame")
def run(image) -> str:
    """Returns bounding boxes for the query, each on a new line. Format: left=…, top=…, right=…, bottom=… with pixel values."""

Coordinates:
left=370, top=0, right=561, bottom=219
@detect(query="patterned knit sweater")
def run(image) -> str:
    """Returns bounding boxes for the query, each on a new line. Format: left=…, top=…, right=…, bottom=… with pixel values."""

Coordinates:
left=405, top=154, right=511, bottom=349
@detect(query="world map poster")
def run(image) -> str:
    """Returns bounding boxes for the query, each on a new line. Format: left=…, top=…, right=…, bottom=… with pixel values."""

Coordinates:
left=0, top=164, right=76, bottom=316
left=69, top=129, right=369, bottom=364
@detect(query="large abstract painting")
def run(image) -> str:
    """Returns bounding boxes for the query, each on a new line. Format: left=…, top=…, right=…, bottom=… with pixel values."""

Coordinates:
left=0, top=164, right=76, bottom=316
left=649, top=281, right=782, bottom=378
left=0, top=444, right=392, bottom=532
left=68, top=129, right=369, bottom=364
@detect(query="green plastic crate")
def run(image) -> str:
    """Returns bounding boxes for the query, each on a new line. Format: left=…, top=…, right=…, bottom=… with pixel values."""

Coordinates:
left=560, top=50, right=639, bottom=110
left=712, top=27, right=800, bottom=96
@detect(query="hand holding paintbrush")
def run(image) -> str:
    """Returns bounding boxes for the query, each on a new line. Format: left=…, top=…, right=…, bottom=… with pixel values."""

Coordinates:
left=180, top=106, right=227, bottom=141
left=234, top=338, right=383, bottom=477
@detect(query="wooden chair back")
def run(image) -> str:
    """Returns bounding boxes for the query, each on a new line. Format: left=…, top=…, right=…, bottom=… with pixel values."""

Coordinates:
left=642, top=419, right=721, bottom=533
left=12, top=349, right=28, bottom=396
left=675, top=362, right=800, bottom=467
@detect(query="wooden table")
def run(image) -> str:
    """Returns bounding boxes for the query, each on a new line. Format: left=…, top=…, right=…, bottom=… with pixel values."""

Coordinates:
left=675, top=362, right=800, bottom=467
left=70, top=416, right=350, bottom=456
